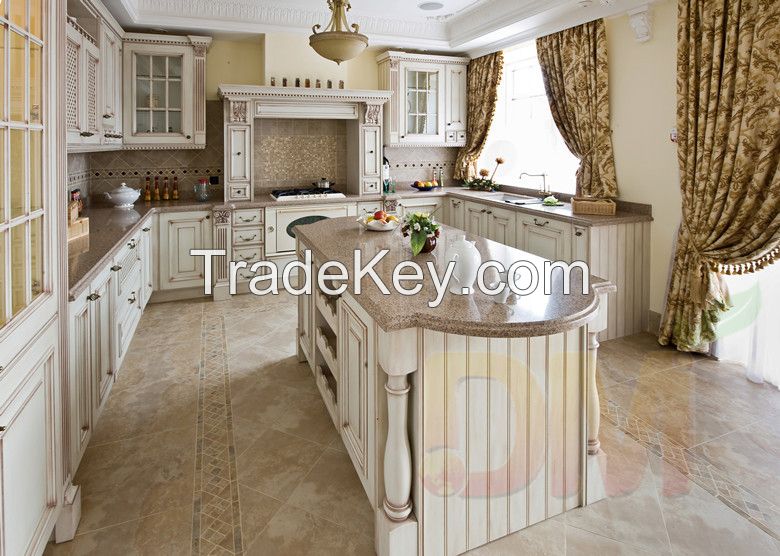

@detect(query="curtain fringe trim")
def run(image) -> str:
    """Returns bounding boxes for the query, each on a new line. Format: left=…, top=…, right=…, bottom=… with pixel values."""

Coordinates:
left=709, top=246, right=780, bottom=275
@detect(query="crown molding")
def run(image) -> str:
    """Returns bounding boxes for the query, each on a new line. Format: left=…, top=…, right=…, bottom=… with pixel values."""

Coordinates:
left=218, top=84, right=392, bottom=105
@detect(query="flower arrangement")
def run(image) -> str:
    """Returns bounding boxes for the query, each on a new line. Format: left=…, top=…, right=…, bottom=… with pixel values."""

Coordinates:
left=464, top=157, right=505, bottom=191
left=401, top=211, right=441, bottom=256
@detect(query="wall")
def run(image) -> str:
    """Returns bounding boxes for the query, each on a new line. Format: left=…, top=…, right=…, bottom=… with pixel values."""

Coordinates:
left=206, top=37, right=265, bottom=100
left=606, top=0, right=680, bottom=315
left=253, top=118, right=347, bottom=192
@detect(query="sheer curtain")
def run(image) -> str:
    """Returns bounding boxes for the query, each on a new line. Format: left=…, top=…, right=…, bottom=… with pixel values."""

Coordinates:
left=712, top=263, right=780, bottom=388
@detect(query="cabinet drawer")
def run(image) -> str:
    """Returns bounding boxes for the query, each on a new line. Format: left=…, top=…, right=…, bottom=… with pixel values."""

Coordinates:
left=228, top=184, right=251, bottom=201
left=362, top=178, right=381, bottom=194
left=232, top=227, right=263, bottom=247
left=113, top=235, right=142, bottom=294
left=233, top=245, right=263, bottom=264
left=233, top=208, right=263, bottom=227
left=116, top=264, right=143, bottom=321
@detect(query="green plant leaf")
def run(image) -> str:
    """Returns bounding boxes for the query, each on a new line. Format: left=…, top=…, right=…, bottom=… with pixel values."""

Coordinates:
left=410, top=231, right=426, bottom=256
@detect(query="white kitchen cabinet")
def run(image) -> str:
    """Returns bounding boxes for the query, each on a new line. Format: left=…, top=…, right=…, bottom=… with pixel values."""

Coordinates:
left=378, top=51, right=470, bottom=147
left=99, top=22, right=123, bottom=145
left=0, top=323, right=60, bottom=556
left=140, top=217, right=154, bottom=307
left=68, top=290, right=93, bottom=471
left=122, top=34, right=211, bottom=148
left=90, top=267, right=115, bottom=414
left=486, top=205, right=517, bottom=247
left=445, top=63, right=468, bottom=143
left=158, top=210, right=213, bottom=290
left=66, top=22, right=101, bottom=149
left=446, top=197, right=465, bottom=230
left=517, top=213, right=572, bottom=262
left=227, top=125, right=251, bottom=183
left=357, top=201, right=384, bottom=217
left=464, top=200, right=488, bottom=236
left=339, top=296, right=376, bottom=501
left=265, top=204, right=355, bottom=256
left=572, top=225, right=588, bottom=263
left=396, top=196, right=443, bottom=219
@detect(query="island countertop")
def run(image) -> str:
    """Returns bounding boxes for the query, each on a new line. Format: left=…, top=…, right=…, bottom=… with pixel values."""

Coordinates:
left=295, top=217, right=614, bottom=338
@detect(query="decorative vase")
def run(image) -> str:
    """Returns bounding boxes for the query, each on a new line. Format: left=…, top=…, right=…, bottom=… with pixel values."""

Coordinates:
left=421, top=236, right=437, bottom=253
left=446, top=234, right=482, bottom=294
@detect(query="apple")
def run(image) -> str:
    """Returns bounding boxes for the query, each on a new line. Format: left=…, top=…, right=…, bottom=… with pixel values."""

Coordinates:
left=374, top=210, right=387, bottom=221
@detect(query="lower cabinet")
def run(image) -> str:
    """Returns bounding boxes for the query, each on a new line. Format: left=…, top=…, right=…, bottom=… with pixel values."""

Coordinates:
left=90, top=267, right=115, bottom=415
left=139, top=217, right=154, bottom=307
left=462, top=201, right=516, bottom=245
left=158, top=211, right=213, bottom=290
left=446, top=197, right=465, bottom=230
left=396, top=196, right=443, bottom=219
left=464, top=200, right=488, bottom=236
left=338, top=297, right=376, bottom=498
left=517, top=213, right=572, bottom=262
left=68, top=290, right=94, bottom=472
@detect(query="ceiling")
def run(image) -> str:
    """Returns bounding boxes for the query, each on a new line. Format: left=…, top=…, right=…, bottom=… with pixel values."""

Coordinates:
left=103, top=0, right=656, bottom=56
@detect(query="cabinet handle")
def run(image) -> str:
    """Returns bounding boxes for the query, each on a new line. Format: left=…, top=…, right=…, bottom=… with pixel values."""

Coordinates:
left=239, top=215, right=257, bottom=223
left=487, top=210, right=492, bottom=215
left=575, top=230, right=583, bottom=237
left=127, top=239, right=136, bottom=249
left=480, top=209, right=486, bottom=213
left=0, top=366, right=4, bottom=374
left=142, top=227, right=151, bottom=232
left=205, top=215, right=210, bottom=220
left=240, top=234, right=257, bottom=242
left=235, top=152, right=242, bottom=156
left=128, top=293, right=137, bottom=304
left=80, top=131, right=95, bottom=137
left=533, top=219, right=550, bottom=227
left=0, top=426, right=5, bottom=432
left=239, top=253, right=257, bottom=261
left=103, top=113, right=112, bottom=119
left=186, top=135, right=192, bottom=140
left=111, top=265, right=122, bottom=272
left=368, top=150, right=374, bottom=154
left=87, top=293, right=101, bottom=301
left=81, top=425, right=90, bottom=432
left=268, top=226, right=275, bottom=233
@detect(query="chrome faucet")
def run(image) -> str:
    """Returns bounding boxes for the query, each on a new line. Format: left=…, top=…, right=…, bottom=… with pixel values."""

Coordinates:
left=519, top=172, right=548, bottom=196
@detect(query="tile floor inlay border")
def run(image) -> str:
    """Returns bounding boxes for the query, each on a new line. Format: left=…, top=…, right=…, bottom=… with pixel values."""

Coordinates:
left=602, top=399, right=780, bottom=542
left=193, top=310, right=244, bottom=554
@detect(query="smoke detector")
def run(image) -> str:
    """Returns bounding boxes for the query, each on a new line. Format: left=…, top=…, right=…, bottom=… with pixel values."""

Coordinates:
left=418, top=1, right=445, bottom=10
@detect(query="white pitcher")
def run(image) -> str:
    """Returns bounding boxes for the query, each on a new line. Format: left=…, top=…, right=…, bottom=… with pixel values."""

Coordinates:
left=446, top=235, right=481, bottom=295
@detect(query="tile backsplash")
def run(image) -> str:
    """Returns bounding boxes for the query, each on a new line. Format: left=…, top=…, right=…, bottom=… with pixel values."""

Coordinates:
left=253, top=118, right=347, bottom=193
left=384, top=146, right=459, bottom=188
left=67, top=101, right=224, bottom=204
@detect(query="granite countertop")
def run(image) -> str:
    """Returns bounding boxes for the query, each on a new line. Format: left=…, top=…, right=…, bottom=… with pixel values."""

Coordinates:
left=295, top=217, right=615, bottom=338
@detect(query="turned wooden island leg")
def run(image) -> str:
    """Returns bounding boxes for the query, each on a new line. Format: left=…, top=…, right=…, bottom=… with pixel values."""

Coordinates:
left=587, top=330, right=601, bottom=455
left=376, top=328, right=419, bottom=556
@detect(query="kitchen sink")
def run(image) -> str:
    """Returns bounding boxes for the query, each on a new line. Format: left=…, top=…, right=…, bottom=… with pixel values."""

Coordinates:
left=496, top=193, right=544, bottom=205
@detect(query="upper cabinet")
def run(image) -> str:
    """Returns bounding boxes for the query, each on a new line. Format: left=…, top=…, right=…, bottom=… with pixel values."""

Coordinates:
left=66, top=21, right=101, bottom=147
left=378, top=51, right=469, bottom=147
left=99, top=22, right=123, bottom=145
left=122, top=34, right=211, bottom=149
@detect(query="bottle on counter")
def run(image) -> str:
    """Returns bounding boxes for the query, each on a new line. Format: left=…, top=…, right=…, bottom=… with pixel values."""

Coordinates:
left=143, top=177, right=152, bottom=202
left=162, top=177, right=170, bottom=201
left=153, top=176, right=161, bottom=201
left=172, top=176, right=179, bottom=200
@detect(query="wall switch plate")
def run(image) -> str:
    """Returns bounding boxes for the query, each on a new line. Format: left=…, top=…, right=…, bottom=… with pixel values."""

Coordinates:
left=670, top=128, right=678, bottom=143
left=209, top=175, right=220, bottom=185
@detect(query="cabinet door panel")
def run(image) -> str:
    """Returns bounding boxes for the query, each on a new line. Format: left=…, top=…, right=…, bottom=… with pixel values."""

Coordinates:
left=0, top=326, right=58, bottom=556
left=400, top=62, right=446, bottom=144
left=519, top=216, right=572, bottom=261
left=68, top=294, right=92, bottom=470
left=487, top=207, right=516, bottom=247
left=445, top=64, right=467, bottom=136
left=83, top=40, right=101, bottom=144
left=447, top=198, right=465, bottom=230
left=65, top=27, right=82, bottom=143
left=362, top=126, right=381, bottom=177
left=159, top=211, right=213, bottom=290
left=90, top=272, right=114, bottom=412
left=227, top=125, right=251, bottom=182
left=140, top=220, right=154, bottom=306
left=464, top=201, right=486, bottom=237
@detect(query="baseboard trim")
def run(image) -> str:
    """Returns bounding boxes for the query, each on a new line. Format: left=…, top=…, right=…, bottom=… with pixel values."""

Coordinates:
left=647, top=310, right=661, bottom=336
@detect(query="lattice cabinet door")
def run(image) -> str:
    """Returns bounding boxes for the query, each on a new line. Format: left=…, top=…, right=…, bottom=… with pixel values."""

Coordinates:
left=65, top=23, right=82, bottom=143
left=82, top=38, right=101, bottom=145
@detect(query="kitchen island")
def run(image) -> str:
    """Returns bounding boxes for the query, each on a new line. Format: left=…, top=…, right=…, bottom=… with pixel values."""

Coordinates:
left=294, top=217, right=614, bottom=556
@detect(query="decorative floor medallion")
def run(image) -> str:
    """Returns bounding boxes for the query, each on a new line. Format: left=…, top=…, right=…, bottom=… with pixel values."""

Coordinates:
left=193, top=312, right=244, bottom=554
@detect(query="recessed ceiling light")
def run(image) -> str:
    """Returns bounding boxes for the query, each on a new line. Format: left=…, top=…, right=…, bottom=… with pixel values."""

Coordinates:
left=418, top=1, right=445, bottom=11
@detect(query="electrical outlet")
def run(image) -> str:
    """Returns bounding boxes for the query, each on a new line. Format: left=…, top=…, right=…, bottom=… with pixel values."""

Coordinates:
left=670, top=128, right=678, bottom=143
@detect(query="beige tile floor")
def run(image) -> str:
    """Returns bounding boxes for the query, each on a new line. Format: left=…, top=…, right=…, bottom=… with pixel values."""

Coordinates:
left=46, top=293, right=780, bottom=555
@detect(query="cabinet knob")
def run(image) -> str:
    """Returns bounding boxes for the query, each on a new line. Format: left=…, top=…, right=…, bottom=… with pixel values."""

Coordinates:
left=205, top=215, right=210, bottom=220
left=81, top=425, right=90, bottom=432
left=575, top=230, right=583, bottom=237
left=186, top=135, right=192, bottom=140
left=0, top=426, right=5, bottom=432
left=268, top=226, right=275, bottom=233
left=111, top=265, right=122, bottom=272
left=128, top=293, right=137, bottom=304
left=487, top=210, right=492, bottom=215
left=87, top=293, right=101, bottom=301
left=142, top=227, right=151, bottom=232
left=235, top=152, right=242, bottom=156
left=128, top=239, right=136, bottom=249
left=480, top=209, right=486, bottom=213
left=80, top=131, right=95, bottom=137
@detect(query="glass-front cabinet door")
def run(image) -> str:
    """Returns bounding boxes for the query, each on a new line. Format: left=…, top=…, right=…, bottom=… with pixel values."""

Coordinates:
left=400, top=62, right=446, bottom=144
left=123, top=43, right=193, bottom=145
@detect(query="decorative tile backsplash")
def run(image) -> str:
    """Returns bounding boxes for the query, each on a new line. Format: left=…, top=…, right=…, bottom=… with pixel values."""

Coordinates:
left=68, top=101, right=225, bottom=203
left=384, top=146, right=459, bottom=187
left=253, top=119, right=347, bottom=192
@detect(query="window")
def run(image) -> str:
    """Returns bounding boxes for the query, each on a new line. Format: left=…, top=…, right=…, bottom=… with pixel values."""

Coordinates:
left=477, top=41, right=579, bottom=194
left=1, top=0, right=46, bottom=327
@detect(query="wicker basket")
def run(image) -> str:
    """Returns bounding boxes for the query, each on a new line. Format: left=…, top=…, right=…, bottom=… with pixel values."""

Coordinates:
left=571, top=196, right=616, bottom=216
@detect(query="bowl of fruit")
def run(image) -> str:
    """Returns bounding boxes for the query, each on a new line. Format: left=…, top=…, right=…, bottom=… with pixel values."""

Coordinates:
left=358, top=210, right=400, bottom=232
left=411, top=180, right=439, bottom=192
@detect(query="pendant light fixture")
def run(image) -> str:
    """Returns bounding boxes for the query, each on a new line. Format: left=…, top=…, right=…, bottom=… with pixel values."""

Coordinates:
left=310, top=0, right=369, bottom=65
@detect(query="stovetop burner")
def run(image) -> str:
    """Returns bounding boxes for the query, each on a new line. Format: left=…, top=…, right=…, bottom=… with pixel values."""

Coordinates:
left=271, top=187, right=347, bottom=201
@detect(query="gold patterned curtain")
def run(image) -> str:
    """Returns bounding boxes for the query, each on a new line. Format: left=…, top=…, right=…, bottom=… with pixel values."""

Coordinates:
left=453, top=52, right=504, bottom=181
left=659, top=0, right=780, bottom=351
left=536, top=20, right=619, bottom=198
